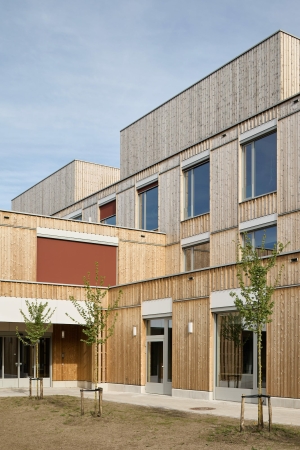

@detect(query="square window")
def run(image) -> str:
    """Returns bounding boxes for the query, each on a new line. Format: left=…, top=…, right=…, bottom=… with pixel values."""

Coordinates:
left=243, top=225, right=277, bottom=256
left=139, top=185, right=158, bottom=231
left=184, top=242, right=210, bottom=271
left=243, top=132, right=277, bottom=200
left=184, top=161, right=210, bottom=219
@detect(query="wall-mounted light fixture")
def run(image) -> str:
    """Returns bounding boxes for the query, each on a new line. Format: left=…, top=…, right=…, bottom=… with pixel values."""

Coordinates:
left=141, top=235, right=145, bottom=238
left=62, top=330, right=65, bottom=339
left=188, top=322, right=193, bottom=334
left=188, top=276, right=194, bottom=281
left=290, top=257, right=298, bottom=263
left=133, top=326, right=137, bottom=337
left=222, top=133, right=227, bottom=138
left=293, top=99, right=299, bottom=104
left=4, top=216, right=9, bottom=219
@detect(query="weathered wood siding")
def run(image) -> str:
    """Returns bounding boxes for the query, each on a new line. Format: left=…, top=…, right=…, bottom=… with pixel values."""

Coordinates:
left=172, top=299, right=211, bottom=391
left=117, top=187, right=135, bottom=229
left=278, top=212, right=300, bottom=251
left=278, top=111, right=300, bottom=215
left=267, top=288, right=300, bottom=398
left=210, top=228, right=238, bottom=267
left=180, top=214, right=210, bottom=239
left=210, top=141, right=238, bottom=233
left=120, top=32, right=287, bottom=179
left=106, top=307, right=144, bottom=385
left=239, top=193, right=277, bottom=223
left=12, top=161, right=120, bottom=217
left=159, top=167, right=180, bottom=244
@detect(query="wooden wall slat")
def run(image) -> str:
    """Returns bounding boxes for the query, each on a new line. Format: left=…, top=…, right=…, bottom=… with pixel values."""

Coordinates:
left=159, top=167, right=180, bottom=244
left=210, top=141, right=238, bottom=233
left=180, top=214, right=210, bottom=239
left=239, top=193, right=277, bottom=223
left=210, top=228, right=238, bottom=267
left=172, top=299, right=211, bottom=391
left=117, top=187, right=135, bottom=229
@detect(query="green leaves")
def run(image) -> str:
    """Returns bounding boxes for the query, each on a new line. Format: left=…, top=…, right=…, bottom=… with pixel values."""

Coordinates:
left=67, top=263, right=122, bottom=347
left=16, top=299, right=55, bottom=346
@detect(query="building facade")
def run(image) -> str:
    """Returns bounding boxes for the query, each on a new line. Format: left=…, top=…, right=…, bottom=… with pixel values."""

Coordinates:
left=1, top=30, right=300, bottom=407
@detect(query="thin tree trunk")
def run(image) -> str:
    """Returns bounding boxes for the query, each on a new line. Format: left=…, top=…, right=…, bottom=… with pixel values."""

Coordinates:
left=36, top=342, right=39, bottom=399
left=257, top=328, right=263, bottom=429
left=94, top=342, right=98, bottom=414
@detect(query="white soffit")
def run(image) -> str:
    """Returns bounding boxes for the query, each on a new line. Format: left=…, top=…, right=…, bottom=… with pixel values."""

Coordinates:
left=181, top=232, right=210, bottom=248
left=239, top=214, right=277, bottom=232
left=181, top=150, right=210, bottom=170
left=136, top=173, right=158, bottom=190
left=239, top=119, right=277, bottom=144
left=62, top=209, right=82, bottom=219
left=0, top=297, right=88, bottom=324
left=211, top=289, right=241, bottom=311
left=98, top=193, right=116, bottom=206
left=142, top=298, right=172, bottom=318
left=37, top=227, right=118, bottom=246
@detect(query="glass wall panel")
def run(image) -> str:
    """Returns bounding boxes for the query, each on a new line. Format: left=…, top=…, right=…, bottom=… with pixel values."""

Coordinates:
left=193, top=242, right=210, bottom=269
left=185, top=162, right=210, bottom=218
left=147, top=341, right=163, bottom=383
left=39, top=338, right=50, bottom=378
left=245, top=225, right=277, bottom=257
left=217, top=314, right=253, bottom=389
left=20, top=342, right=34, bottom=378
left=139, top=187, right=158, bottom=231
left=185, top=247, right=192, bottom=271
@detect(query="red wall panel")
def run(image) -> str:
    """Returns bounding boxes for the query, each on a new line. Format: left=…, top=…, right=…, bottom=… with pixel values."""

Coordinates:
left=37, top=238, right=116, bottom=286
left=100, top=201, right=116, bottom=220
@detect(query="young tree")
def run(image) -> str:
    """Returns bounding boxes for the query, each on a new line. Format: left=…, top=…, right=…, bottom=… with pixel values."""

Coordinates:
left=230, top=234, right=286, bottom=429
left=16, top=300, right=55, bottom=396
left=68, top=264, right=122, bottom=411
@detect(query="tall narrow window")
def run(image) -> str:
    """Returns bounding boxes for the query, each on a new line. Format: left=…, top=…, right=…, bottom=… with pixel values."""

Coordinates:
left=185, top=161, right=210, bottom=219
left=100, top=200, right=116, bottom=225
left=138, top=182, right=158, bottom=231
left=243, top=132, right=277, bottom=200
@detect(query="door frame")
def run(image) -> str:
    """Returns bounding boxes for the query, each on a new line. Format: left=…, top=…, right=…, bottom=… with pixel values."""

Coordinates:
left=0, top=332, right=52, bottom=388
left=145, top=317, right=172, bottom=395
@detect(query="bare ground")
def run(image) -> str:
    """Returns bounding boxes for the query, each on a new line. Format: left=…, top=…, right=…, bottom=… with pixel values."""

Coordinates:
left=0, top=396, right=299, bottom=450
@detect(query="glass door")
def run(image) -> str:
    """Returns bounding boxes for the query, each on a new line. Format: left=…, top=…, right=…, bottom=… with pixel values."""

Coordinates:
left=146, top=318, right=172, bottom=395
left=0, top=335, right=51, bottom=388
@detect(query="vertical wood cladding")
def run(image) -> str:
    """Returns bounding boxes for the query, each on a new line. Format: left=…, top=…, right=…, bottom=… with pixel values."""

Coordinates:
left=267, top=288, right=300, bottom=399
left=0, top=225, right=36, bottom=282
left=117, top=187, right=135, bottom=228
left=37, top=238, right=116, bottom=286
left=180, top=214, right=210, bottom=239
left=210, top=228, right=238, bottom=267
left=52, top=324, right=92, bottom=382
left=120, top=32, right=286, bottom=179
left=106, top=307, right=144, bottom=385
left=278, top=212, right=300, bottom=251
left=280, top=33, right=300, bottom=100
left=159, top=167, right=180, bottom=244
left=12, top=161, right=120, bottom=217
left=278, top=111, right=300, bottom=215
left=239, top=193, right=277, bottom=223
left=210, top=141, right=238, bottom=233
left=172, top=299, right=211, bottom=391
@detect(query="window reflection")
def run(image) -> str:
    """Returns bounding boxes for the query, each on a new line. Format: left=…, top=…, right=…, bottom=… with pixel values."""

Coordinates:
left=139, top=186, right=158, bottom=231
left=185, top=161, right=210, bottom=218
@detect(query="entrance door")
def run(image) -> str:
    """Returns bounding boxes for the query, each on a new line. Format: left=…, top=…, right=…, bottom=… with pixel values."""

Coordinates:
left=215, top=313, right=266, bottom=402
left=0, top=335, right=51, bottom=388
left=146, top=318, right=172, bottom=395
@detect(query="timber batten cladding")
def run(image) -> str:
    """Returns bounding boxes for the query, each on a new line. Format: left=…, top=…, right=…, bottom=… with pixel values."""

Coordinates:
left=2, top=30, right=300, bottom=405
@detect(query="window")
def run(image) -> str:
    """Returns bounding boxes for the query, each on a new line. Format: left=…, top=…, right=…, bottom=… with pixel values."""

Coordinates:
left=184, top=161, right=210, bottom=219
left=243, top=132, right=277, bottom=200
left=100, top=200, right=116, bottom=225
left=184, top=241, right=210, bottom=271
left=72, top=214, right=82, bottom=221
left=139, top=182, right=158, bottom=231
left=243, top=225, right=277, bottom=257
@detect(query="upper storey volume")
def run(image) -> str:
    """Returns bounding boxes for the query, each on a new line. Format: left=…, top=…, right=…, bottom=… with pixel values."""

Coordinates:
left=120, top=30, right=300, bottom=179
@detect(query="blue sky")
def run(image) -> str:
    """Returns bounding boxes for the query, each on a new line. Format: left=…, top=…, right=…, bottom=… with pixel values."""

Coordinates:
left=1, top=0, right=300, bottom=211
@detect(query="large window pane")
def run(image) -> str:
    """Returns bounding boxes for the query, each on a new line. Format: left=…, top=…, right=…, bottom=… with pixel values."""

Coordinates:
left=217, top=314, right=253, bottom=389
left=147, top=319, right=165, bottom=336
left=255, top=133, right=277, bottom=197
left=139, top=186, right=158, bottom=231
left=184, top=242, right=210, bottom=271
left=185, top=161, right=210, bottom=218
left=243, top=132, right=277, bottom=199
left=246, top=225, right=277, bottom=256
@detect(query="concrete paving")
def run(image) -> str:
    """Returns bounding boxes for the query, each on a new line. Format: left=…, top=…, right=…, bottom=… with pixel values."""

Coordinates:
left=0, top=387, right=299, bottom=427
